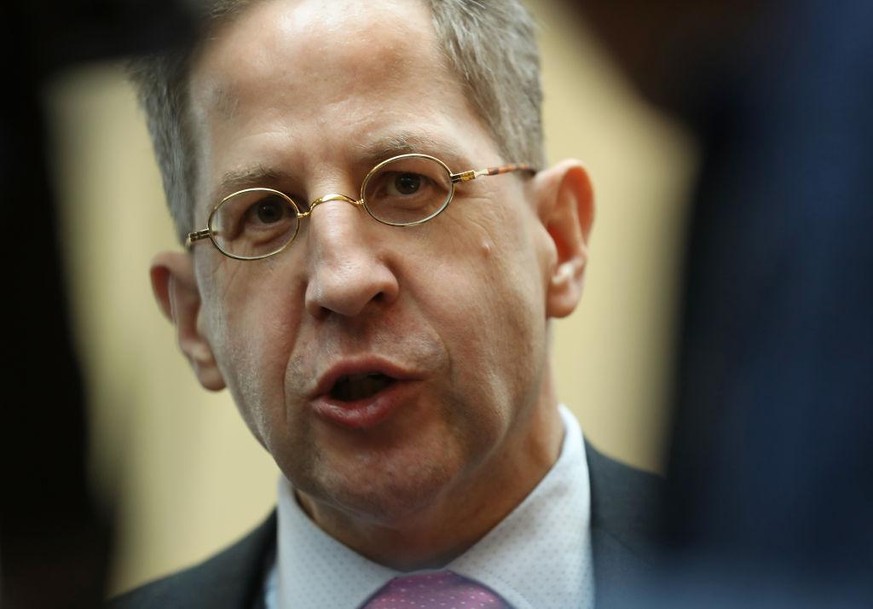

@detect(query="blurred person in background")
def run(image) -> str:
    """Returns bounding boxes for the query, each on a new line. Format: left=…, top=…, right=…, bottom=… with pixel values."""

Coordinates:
left=1, top=1, right=196, bottom=608
left=571, top=0, right=873, bottom=606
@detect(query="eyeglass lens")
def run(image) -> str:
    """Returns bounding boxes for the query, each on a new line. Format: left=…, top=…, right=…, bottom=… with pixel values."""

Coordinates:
left=210, top=188, right=300, bottom=259
left=361, top=155, right=453, bottom=226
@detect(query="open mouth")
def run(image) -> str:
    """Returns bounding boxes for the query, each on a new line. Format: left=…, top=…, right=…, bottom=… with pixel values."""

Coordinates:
left=329, top=372, right=394, bottom=402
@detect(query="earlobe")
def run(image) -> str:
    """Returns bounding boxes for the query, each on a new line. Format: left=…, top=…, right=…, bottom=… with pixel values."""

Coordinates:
left=534, top=160, right=595, bottom=319
left=150, top=251, right=226, bottom=391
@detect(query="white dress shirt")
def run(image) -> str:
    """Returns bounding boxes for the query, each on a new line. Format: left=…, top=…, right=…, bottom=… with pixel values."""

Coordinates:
left=264, top=404, right=593, bottom=609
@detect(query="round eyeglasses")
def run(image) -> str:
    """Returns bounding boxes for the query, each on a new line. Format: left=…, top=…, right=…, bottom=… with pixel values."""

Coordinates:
left=186, top=153, right=536, bottom=260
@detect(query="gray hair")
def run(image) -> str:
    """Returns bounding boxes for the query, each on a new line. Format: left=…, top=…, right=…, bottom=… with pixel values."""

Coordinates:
left=128, top=0, right=544, bottom=243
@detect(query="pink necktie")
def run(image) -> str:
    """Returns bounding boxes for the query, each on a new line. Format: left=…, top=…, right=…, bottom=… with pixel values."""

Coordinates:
left=361, top=570, right=509, bottom=608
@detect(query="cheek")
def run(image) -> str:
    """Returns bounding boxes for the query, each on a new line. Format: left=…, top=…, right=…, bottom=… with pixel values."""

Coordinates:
left=433, top=200, right=548, bottom=324
left=198, top=264, right=302, bottom=441
left=477, top=211, right=548, bottom=318
left=428, top=215, right=549, bottom=397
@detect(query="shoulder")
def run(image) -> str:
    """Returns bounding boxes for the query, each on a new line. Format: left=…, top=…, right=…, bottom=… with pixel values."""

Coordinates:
left=106, top=511, right=277, bottom=609
left=585, top=439, right=664, bottom=553
left=584, top=439, right=665, bottom=606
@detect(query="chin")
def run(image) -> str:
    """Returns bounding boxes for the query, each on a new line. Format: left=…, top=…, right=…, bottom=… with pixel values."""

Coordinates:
left=301, top=453, right=461, bottom=526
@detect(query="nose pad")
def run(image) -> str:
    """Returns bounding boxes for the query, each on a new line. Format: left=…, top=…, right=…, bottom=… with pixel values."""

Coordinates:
left=303, top=193, right=399, bottom=319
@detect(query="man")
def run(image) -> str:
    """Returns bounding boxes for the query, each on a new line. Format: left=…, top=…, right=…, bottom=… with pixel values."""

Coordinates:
left=113, top=0, right=662, bottom=607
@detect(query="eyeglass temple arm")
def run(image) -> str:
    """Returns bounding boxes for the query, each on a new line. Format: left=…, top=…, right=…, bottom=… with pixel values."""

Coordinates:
left=186, top=228, right=211, bottom=248
left=451, top=163, right=536, bottom=183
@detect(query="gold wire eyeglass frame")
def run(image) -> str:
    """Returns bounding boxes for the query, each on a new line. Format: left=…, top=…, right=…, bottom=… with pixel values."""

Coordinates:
left=186, top=152, right=536, bottom=260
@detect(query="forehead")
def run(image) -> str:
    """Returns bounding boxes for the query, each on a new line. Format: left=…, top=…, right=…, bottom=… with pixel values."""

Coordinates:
left=197, top=0, right=438, bottom=92
left=188, top=0, right=495, bottom=203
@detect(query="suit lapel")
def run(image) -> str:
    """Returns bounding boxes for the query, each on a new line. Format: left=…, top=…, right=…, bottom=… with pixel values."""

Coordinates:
left=585, top=439, right=665, bottom=606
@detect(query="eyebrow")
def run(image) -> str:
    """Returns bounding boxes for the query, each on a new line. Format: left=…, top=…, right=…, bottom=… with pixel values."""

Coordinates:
left=210, top=133, right=469, bottom=203
left=353, top=132, right=467, bottom=168
left=212, top=165, right=291, bottom=202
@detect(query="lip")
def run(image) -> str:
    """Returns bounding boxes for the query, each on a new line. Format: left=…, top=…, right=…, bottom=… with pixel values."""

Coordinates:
left=308, top=357, right=422, bottom=430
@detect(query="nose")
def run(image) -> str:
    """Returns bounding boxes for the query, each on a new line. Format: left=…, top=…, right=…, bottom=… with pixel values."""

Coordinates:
left=303, top=194, right=400, bottom=319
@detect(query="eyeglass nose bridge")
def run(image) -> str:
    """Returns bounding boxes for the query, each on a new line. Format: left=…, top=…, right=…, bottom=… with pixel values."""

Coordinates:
left=300, top=193, right=363, bottom=218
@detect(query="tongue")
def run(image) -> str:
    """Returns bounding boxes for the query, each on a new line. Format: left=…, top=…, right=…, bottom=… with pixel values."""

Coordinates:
left=332, top=374, right=392, bottom=401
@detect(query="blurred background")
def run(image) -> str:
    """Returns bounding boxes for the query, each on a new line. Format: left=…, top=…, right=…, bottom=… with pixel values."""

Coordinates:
left=37, top=0, right=697, bottom=600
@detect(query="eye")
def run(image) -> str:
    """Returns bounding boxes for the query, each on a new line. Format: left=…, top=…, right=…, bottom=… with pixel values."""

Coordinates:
left=246, top=195, right=289, bottom=225
left=387, top=172, right=424, bottom=196
left=362, top=156, right=453, bottom=225
left=209, top=188, right=300, bottom=258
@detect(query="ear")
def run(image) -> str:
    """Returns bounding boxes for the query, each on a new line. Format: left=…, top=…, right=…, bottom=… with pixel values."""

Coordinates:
left=150, top=251, right=226, bottom=391
left=533, top=160, right=595, bottom=319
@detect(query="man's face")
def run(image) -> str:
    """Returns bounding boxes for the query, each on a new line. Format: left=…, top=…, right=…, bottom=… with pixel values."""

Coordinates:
left=180, top=0, right=580, bottom=539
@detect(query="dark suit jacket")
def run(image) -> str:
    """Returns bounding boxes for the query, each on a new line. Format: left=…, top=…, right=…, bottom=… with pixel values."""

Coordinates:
left=107, top=440, right=663, bottom=608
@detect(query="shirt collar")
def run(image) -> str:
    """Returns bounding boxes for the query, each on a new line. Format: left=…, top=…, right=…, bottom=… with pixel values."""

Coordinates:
left=268, top=404, right=593, bottom=609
